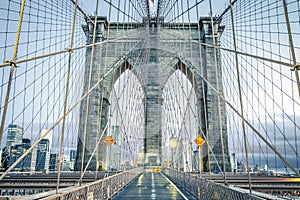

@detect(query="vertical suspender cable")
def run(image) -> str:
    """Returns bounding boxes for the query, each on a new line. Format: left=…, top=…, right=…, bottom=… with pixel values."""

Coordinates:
left=208, top=0, right=227, bottom=185
left=229, top=0, right=252, bottom=194
left=98, top=0, right=113, bottom=171
left=103, top=0, right=121, bottom=177
left=187, top=0, right=193, bottom=172
left=56, top=0, right=78, bottom=193
left=80, top=0, right=100, bottom=185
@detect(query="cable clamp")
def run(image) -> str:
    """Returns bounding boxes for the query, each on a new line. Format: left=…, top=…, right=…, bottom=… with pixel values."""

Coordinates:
left=5, top=60, right=18, bottom=67
left=291, top=65, right=300, bottom=71
left=67, top=48, right=73, bottom=53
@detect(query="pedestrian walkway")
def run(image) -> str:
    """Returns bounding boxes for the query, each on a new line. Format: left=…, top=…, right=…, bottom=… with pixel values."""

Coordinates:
left=112, top=172, right=196, bottom=200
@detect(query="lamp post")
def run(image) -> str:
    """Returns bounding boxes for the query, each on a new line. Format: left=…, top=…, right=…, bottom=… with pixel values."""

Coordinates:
left=169, top=136, right=177, bottom=169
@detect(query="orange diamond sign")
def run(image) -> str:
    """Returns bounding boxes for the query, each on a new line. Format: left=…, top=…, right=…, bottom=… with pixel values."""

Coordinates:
left=194, top=136, right=205, bottom=147
left=104, top=136, right=115, bottom=146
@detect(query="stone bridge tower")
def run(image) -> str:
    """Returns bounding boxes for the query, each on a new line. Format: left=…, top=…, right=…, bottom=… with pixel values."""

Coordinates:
left=75, top=16, right=231, bottom=172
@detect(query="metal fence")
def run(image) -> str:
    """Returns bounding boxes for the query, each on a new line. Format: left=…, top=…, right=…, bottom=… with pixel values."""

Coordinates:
left=162, top=168, right=280, bottom=200
left=38, top=168, right=143, bottom=200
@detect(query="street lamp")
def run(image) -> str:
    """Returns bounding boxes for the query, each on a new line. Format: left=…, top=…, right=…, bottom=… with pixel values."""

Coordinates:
left=169, top=136, right=177, bottom=169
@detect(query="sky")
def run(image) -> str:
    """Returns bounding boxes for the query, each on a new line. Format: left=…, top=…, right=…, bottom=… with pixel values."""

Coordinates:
left=78, top=0, right=227, bottom=22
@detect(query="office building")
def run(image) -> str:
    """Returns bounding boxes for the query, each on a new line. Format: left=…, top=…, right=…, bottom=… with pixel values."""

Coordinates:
left=69, top=150, right=76, bottom=171
left=49, top=153, right=58, bottom=171
left=8, top=138, right=36, bottom=172
left=41, top=129, right=53, bottom=152
left=35, top=139, right=50, bottom=171
left=6, top=124, right=23, bottom=153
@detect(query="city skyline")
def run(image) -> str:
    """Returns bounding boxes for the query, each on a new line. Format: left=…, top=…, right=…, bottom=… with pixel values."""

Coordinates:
left=0, top=123, right=77, bottom=172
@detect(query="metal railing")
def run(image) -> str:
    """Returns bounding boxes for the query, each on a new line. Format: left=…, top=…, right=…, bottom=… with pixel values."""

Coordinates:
left=34, top=168, right=144, bottom=200
left=162, top=168, right=280, bottom=200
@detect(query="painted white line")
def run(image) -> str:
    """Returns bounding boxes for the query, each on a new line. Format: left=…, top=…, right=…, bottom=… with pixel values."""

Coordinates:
left=160, top=173, right=189, bottom=200
left=151, top=173, right=156, bottom=199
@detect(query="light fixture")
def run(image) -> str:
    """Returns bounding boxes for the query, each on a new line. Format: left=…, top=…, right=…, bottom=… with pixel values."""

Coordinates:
left=169, top=136, right=178, bottom=149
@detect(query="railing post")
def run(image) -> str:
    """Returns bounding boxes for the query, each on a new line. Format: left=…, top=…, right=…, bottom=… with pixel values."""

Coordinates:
left=101, top=179, right=105, bottom=199
left=108, top=176, right=111, bottom=198
left=100, top=180, right=103, bottom=199
left=183, top=172, right=186, bottom=188
left=86, top=186, right=89, bottom=200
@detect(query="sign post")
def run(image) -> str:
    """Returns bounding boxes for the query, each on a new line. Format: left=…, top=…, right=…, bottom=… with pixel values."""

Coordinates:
left=104, top=136, right=115, bottom=146
left=194, top=136, right=205, bottom=174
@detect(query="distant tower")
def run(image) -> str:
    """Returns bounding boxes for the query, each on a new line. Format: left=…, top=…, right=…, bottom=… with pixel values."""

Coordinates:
left=70, top=149, right=76, bottom=162
left=35, top=139, right=50, bottom=171
left=49, top=153, right=58, bottom=171
left=8, top=138, right=35, bottom=172
left=69, top=149, right=76, bottom=170
left=34, top=130, right=52, bottom=172
left=30, top=146, right=37, bottom=172
left=6, top=124, right=23, bottom=153
left=230, top=153, right=237, bottom=172
left=0, top=148, right=9, bottom=171
left=41, top=129, right=53, bottom=153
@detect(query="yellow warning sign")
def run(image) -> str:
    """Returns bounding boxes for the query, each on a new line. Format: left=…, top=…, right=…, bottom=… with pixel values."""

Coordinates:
left=104, top=136, right=115, bottom=146
left=194, top=136, right=205, bottom=147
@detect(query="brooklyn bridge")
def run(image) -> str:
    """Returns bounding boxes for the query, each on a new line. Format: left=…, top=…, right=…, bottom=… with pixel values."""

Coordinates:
left=0, top=0, right=299, bottom=199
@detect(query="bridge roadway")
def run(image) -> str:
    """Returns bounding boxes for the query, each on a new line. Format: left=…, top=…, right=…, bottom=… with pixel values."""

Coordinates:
left=112, top=172, right=196, bottom=200
left=0, top=171, right=299, bottom=198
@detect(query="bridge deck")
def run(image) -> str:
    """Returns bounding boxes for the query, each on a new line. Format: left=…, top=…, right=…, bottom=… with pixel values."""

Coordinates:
left=112, top=172, right=196, bottom=200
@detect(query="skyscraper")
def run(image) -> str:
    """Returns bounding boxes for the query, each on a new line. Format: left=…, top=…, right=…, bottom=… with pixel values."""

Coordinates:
left=41, top=129, right=53, bottom=152
left=8, top=138, right=35, bottom=172
left=6, top=124, right=23, bottom=153
left=70, top=150, right=76, bottom=162
left=0, top=147, right=9, bottom=171
left=49, top=153, right=58, bottom=171
left=35, top=130, right=52, bottom=172
left=69, top=150, right=76, bottom=170
left=35, top=139, right=50, bottom=172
